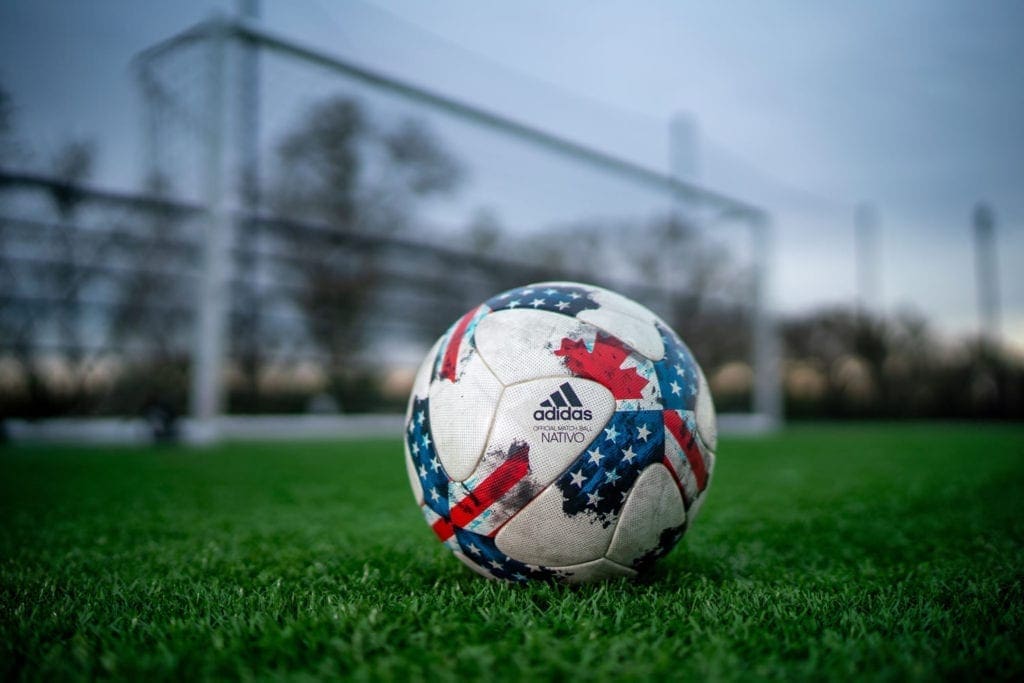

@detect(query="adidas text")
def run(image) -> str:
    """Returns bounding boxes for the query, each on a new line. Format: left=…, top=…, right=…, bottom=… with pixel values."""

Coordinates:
left=533, top=407, right=593, bottom=421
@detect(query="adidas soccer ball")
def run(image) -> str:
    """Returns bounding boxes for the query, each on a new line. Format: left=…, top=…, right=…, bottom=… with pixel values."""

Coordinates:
left=404, top=282, right=716, bottom=583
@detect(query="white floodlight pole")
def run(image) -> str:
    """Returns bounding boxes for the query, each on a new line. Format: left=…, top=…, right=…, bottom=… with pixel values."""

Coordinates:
left=751, top=215, right=782, bottom=427
left=669, top=113, right=699, bottom=184
left=138, top=77, right=161, bottom=191
left=855, top=203, right=880, bottom=315
left=190, top=19, right=231, bottom=443
left=973, top=203, right=1001, bottom=344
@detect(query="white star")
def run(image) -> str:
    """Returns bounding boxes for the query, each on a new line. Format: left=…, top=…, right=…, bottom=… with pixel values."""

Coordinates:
left=489, top=559, right=504, bottom=570
left=412, top=442, right=420, bottom=456
left=569, top=469, right=586, bottom=488
left=530, top=298, right=545, bottom=308
left=416, top=410, right=425, bottom=425
left=418, top=464, right=427, bottom=478
left=605, top=468, right=621, bottom=484
left=522, top=288, right=535, bottom=295
left=621, top=490, right=629, bottom=502
left=621, top=445, right=637, bottom=463
left=429, top=488, right=441, bottom=502
left=690, top=384, right=698, bottom=396
left=498, top=292, right=511, bottom=299
left=587, top=447, right=603, bottom=465
left=507, top=299, right=521, bottom=309
left=407, top=420, right=415, bottom=433
left=569, top=292, right=581, bottom=299
left=674, top=363, right=686, bottom=377
left=555, top=301, right=570, bottom=311
left=586, top=491, right=603, bottom=507
left=636, top=424, right=651, bottom=442
left=430, top=457, right=441, bottom=472
left=669, top=380, right=682, bottom=396
left=604, top=425, right=619, bottom=442
left=544, top=288, right=557, bottom=295
left=421, top=433, right=432, bottom=449
left=512, top=572, right=527, bottom=581
left=467, top=543, right=482, bottom=556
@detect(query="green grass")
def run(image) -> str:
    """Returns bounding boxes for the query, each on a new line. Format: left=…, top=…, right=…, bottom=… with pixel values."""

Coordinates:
left=2, top=424, right=1023, bottom=681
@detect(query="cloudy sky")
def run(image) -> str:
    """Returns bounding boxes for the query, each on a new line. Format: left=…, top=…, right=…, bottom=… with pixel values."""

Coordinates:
left=1, top=1, right=1022, bottom=349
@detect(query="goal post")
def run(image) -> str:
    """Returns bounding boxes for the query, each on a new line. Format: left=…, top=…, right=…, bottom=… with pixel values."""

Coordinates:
left=133, top=15, right=783, bottom=440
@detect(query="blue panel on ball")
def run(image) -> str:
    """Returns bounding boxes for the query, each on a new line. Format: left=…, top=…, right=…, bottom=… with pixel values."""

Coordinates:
left=406, top=396, right=449, bottom=519
left=653, top=324, right=700, bottom=412
left=485, top=283, right=600, bottom=318
left=453, top=527, right=560, bottom=582
left=553, top=409, right=665, bottom=524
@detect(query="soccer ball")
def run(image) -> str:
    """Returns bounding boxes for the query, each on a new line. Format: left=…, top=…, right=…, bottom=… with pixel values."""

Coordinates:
left=404, top=282, right=716, bottom=583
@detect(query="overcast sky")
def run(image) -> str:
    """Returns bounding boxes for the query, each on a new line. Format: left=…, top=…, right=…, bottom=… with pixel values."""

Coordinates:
left=1, top=1, right=1022, bottom=350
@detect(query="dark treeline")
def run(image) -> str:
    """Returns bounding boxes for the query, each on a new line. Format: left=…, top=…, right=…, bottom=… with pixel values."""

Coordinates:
left=781, top=308, right=1022, bottom=420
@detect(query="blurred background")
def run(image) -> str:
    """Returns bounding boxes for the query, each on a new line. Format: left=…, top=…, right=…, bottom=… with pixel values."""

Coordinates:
left=1, top=1, right=1021, bottom=442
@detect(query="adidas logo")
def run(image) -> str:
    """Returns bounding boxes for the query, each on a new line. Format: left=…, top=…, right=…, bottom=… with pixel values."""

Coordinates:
left=540, top=382, right=583, bottom=408
left=533, top=382, right=593, bottom=421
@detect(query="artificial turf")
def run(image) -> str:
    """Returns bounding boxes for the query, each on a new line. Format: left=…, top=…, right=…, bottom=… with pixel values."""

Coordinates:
left=1, top=423, right=1022, bottom=681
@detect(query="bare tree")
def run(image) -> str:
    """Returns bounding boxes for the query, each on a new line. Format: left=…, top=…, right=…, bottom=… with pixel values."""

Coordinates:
left=0, top=84, right=18, bottom=165
left=517, top=214, right=749, bottom=371
left=108, top=173, right=193, bottom=412
left=0, top=133, right=100, bottom=415
left=622, top=215, right=751, bottom=370
left=45, top=139, right=97, bottom=397
left=268, top=96, right=463, bottom=383
left=0, top=82, right=32, bottom=169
